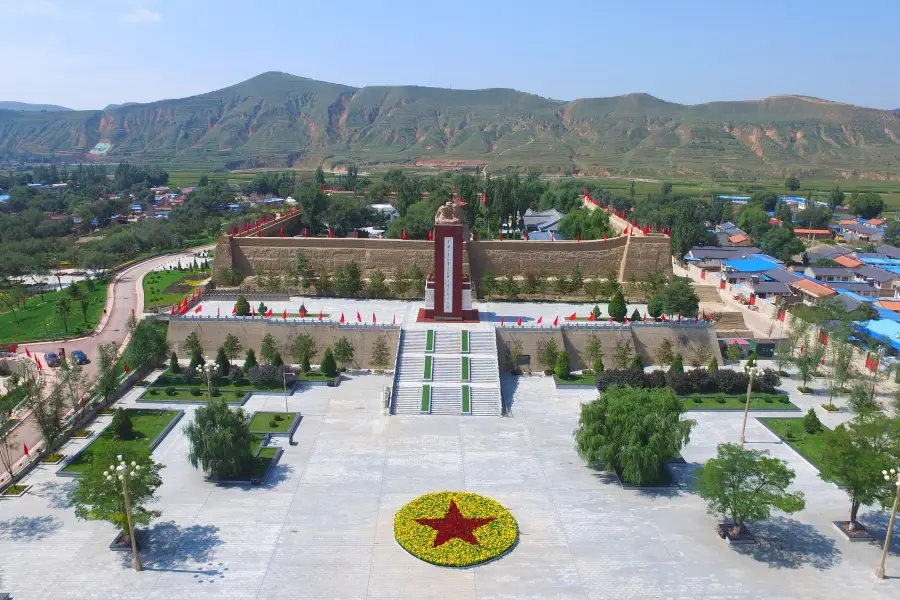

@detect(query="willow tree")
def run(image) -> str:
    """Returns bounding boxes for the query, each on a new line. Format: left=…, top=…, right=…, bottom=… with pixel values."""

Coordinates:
left=574, top=386, right=695, bottom=485
left=184, top=398, right=252, bottom=479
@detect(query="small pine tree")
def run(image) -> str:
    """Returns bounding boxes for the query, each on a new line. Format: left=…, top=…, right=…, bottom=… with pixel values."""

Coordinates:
left=321, top=347, right=337, bottom=377
left=301, top=353, right=311, bottom=374
left=189, top=348, right=204, bottom=370
left=216, top=347, right=229, bottom=377
left=592, top=304, right=601, bottom=319
left=257, top=302, right=268, bottom=315
left=746, top=352, right=758, bottom=367
left=630, top=308, right=642, bottom=322
left=169, top=351, right=181, bottom=374
left=669, top=353, right=684, bottom=373
left=630, top=353, right=644, bottom=369
left=803, top=408, right=823, bottom=434
left=708, top=358, right=719, bottom=374
left=112, top=408, right=133, bottom=441
left=234, top=295, right=251, bottom=317
left=593, top=355, right=605, bottom=374
left=244, top=348, right=258, bottom=371
left=608, top=289, right=628, bottom=322
left=272, top=353, right=284, bottom=367
left=555, top=351, right=570, bottom=380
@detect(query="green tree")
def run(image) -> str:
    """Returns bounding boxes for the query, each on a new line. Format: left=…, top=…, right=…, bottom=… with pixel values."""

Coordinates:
left=371, top=336, right=391, bottom=371
left=593, top=355, right=605, bottom=374
left=708, top=358, right=719, bottom=374
left=669, top=352, right=684, bottom=373
left=850, top=192, right=884, bottom=219
left=694, top=443, right=805, bottom=536
left=614, top=341, right=633, bottom=368
left=215, top=346, right=230, bottom=377
left=320, top=347, right=338, bottom=377
left=189, top=348, right=204, bottom=370
left=169, top=351, right=181, bottom=374
left=480, top=271, right=497, bottom=299
left=367, top=269, right=389, bottom=298
left=655, top=338, right=675, bottom=367
left=315, top=166, right=326, bottom=186
left=333, top=261, right=364, bottom=297
left=501, top=274, right=520, bottom=300
left=660, top=276, right=699, bottom=318
left=586, top=335, right=603, bottom=365
left=333, top=337, right=355, bottom=370
left=260, top=333, right=279, bottom=365
left=78, top=296, right=91, bottom=324
left=69, top=445, right=163, bottom=543
left=803, top=408, right=823, bottom=434
left=848, top=381, right=881, bottom=414
left=57, top=296, right=71, bottom=334
left=828, top=186, right=846, bottom=210
left=506, top=338, right=524, bottom=372
left=630, top=353, right=644, bottom=369
left=222, top=334, right=243, bottom=365
left=96, top=342, right=122, bottom=407
left=234, top=295, right=251, bottom=317
left=112, top=408, right=134, bottom=440
left=726, top=343, right=741, bottom=363
left=554, top=351, right=570, bottom=380
left=785, top=176, right=801, bottom=191
left=774, top=201, right=793, bottom=224
left=182, top=331, right=203, bottom=358
left=184, top=398, right=253, bottom=479
left=291, top=333, right=317, bottom=365
left=569, top=265, right=583, bottom=293
left=793, top=343, right=824, bottom=390
left=761, top=227, right=804, bottom=263
left=608, top=289, right=628, bottom=322
left=647, top=295, right=664, bottom=319
left=574, top=386, right=695, bottom=485
left=536, top=338, right=559, bottom=372
left=670, top=201, right=708, bottom=260
left=257, top=302, right=268, bottom=315
left=244, top=348, right=258, bottom=371
left=126, top=320, right=170, bottom=372
left=630, top=308, right=642, bottom=322
left=819, top=413, right=900, bottom=528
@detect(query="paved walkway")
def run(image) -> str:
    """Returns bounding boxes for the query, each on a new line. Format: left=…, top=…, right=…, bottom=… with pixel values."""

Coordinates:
left=0, top=362, right=898, bottom=598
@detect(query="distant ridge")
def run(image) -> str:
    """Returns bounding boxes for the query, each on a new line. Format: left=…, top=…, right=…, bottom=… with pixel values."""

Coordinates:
left=0, top=101, right=72, bottom=112
left=1, top=71, right=900, bottom=178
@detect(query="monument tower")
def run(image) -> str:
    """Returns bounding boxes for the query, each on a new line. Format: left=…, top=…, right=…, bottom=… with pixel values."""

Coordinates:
left=423, top=201, right=477, bottom=321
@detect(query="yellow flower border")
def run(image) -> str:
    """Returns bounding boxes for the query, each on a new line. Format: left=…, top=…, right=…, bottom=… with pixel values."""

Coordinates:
left=394, top=491, right=518, bottom=567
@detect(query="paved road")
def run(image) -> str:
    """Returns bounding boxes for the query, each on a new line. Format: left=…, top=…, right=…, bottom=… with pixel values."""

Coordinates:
left=1, top=249, right=210, bottom=480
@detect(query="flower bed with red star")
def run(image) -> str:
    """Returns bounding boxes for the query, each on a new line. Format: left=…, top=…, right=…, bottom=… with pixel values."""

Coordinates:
left=394, top=491, right=518, bottom=567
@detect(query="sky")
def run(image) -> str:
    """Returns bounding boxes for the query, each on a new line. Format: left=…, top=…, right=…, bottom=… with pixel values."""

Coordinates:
left=1, top=0, right=898, bottom=111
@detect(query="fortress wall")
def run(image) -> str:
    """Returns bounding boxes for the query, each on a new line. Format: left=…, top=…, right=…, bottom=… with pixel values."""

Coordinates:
left=167, top=318, right=400, bottom=370
left=622, top=236, right=674, bottom=276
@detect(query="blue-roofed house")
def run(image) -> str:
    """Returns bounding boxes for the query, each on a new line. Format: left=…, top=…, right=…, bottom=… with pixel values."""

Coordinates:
left=0, top=194, right=8, bottom=202
left=721, top=256, right=784, bottom=284
left=527, top=231, right=565, bottom=241
left=523, top=208, right=565, bottom=233
left=858, top=319, right=900, bottom=350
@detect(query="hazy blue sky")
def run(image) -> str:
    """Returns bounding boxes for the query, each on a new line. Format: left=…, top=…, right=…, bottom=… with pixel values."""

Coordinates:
left=1, top=0, right=897, bottom=110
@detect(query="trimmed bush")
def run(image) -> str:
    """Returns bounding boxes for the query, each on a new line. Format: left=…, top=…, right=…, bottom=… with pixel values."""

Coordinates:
left=803, top=408, right=823, bottom=433
left=321, top=348, right=338, bottom=378
left=555, top=351, right=570, bottom=380
left=166, top=386, right=176, bottom=396
left=190, top=389, right=203, bottom=397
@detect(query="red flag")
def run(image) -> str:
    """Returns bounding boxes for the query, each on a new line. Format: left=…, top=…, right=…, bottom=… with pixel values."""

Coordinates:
left=23, top=443, right=28, bottom=456
left=217, top=307, right=220, bottom=317
left=300, top=307, right=307, bottom=318
left=124, top=362, right=130, bottom=374
left=373, top=313, right=377, bottom=324
left=609, top=316, right=613, bottom=323
left=304, top=228, right=308, bottom=237
left=537, top=316, right=543, bottom=324
left=517, top=316, right=522, bottom=326
left=568, top=312, right=576, bottom=321
left=577, top=232, right=581, bottom=242
left=499, top=232, right=503, bottom=241
left=184, top=295, right=188, bottom=307
left=474, top=232, right=478, bottom=241
left=402, top=230, right=407, bottom=240
left=197, top=288, right=201, bottom=298
left=280, top=228, right=284, bottom=238
left=282, top=309, right=287, bottom=320
left=356, top=311, right=362, bottom=323
left=661, top=314, right=666, bottom=321
left=265, top=308, right=273, bottom=317
left=257, top=229, right=261, bottom=237
left=524, top=232, right=529, bottom=241
left=232, top=305, right=237, bottom=315
left=677, top=314, right=681, bottom=322
left=551, top=232, right=555, bottom=242
left=171, top=305, right=176, bottom=316
left=340, top=312, right=345, bottom=324
left=643, top=313, right=647, bottom=321
left=318, top=310, right=323, bottom=321
left=500, top=316, right=505, bottom=326
left=603, top=233, right=607, bottom=241
left=624, top=317, right=629, bottom=324
left=588, top=313, right=594, bottom=322
left=194, top=305, right=201, bottom=314
left=392, top=314, right=396, bottom=325
left=428, top=230, right=433, bottom=240
left=553, top=315, right=559, bottom=327
left=481, top=192, right=487, bottom=204
left=328, top=228, right=333, bottom=238
left=36, top=358, right=42, bottom=370
left=25, top=347, right=31, bottom=358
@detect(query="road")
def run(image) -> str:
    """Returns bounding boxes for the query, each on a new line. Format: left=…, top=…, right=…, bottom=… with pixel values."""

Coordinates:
left=1, top=249, right=209, bottom=481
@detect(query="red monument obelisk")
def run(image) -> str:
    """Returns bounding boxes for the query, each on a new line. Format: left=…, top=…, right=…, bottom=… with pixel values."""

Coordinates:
left=423, top=201, right=477, bottom=321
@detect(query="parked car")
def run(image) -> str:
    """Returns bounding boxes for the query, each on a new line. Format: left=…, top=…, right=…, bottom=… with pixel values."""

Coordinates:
left=44, top=352, right=61, bottom=367
left=71, top=350, right=89, bottom=365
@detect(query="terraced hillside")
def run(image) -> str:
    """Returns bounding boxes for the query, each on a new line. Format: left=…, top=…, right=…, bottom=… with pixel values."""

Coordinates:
left=2, top=72, right=900, bottom=177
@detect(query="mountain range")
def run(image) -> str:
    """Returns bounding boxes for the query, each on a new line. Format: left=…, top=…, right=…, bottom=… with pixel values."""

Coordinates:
left=0, top=101, right=72, bottom=112
left=2, top=71, right=900, bottom=178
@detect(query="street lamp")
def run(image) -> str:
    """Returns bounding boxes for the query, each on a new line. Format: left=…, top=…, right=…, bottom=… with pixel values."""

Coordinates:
left=282, top=371, right=290, bottom=413
left=203, top=364, right=216, bottom=402
left=876, top=467, right=900, bottom=579
left=739, top=364, right=761, bottom=446
left=105, top=454, right=142, bottom=571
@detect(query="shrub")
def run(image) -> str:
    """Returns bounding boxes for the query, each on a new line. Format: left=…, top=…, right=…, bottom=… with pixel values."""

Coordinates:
left=630, top=353, right=644, bottom=369
left=211, top=387, right=221, bottom=397
left=244, top=348, right=258, bottom=371
left=644, top=370, right=667, bottom=389
left=595, top=368, right=646, bottom=392
left=715, top=369, right=747, bottom=394
left=708, top=359, right=718, bottom=374
left=593, top=356, right=604, bottom=375
left=112, top=408, right=133, bottom=441
left=169, top=351, right=181, bottom=374
left=182, top=365, right=197, bottom=384
left=156, top=374, right=169, bottom=386
left=189, top=348, right=204, bottom=370
left=268, top=419, right=278, bottom=428
left=190, top=389, right=203, bottom=397
left=715, top=396, right=726, bottom=404
left=165, top=386, right=176, bottom=396
left=764, top=396, right=774, bottom=403
left=753, top=368, right=781, bottom=394
left=321, top=348, right=338, bottom=378
left=691, top=394, right=702, bottom=403
left=274, top=414, right=284, bottom=422
left=669, top=353, right=684, bottom=374
left=666, top=371, right=693, bottom=395
left=803, top=408, right=823, bottom=434
left=777, top=394, right=790, bottom=404
left=247, top=364, right=284, bottom=388
left=555, top=351, right=570, bottom=380
left=149, top=389, right=159, bottom=396
left=228, top=365, right=244, bottom=381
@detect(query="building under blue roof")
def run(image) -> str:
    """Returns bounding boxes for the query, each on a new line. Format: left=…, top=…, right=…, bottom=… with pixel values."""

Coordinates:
left=528, top=231, right=565, bottom=241
left=0, top=194, right=8, bottom=202
left=723, top=257, right=782, bottom=272
left=859, top=319, right=900, bottom=350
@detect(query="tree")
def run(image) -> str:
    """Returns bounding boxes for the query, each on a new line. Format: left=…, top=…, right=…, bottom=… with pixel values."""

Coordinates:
left=333, top=261, right=364, bottom=297
left=694, top=443, right=805, bottom=536
left=480, top=271, right=497, bottom=299
left=189, top=348, right=204, bottom=370
left=774, top=201, right=793, bottom=224
left=215, top=347, right=230, bottom=377
left=554, top=351, right=570, bottom=380
left=126, top=321, right=170, bottom=372
left=708, top=358, right=719, bottom=374
left=659, top=276, right=699, bottom=318
left=803, top=408, right=823, bottom=434
left=371, top=336, right=391, bottom=371
left=184, top=398, right=253, bottom=479
left=793, top=342, right=823, bottom=390
left=24, top=379, right=65, bottom=449
left=57, top=296, right=71, bottom=334
left=848, top=381, right=881, bottom=414
left=536, top=338, right=559, bottom=372
left=96, top=342, right=121, bottom=407
left=169, top=351, right=181, bottom=374
left=574, top=386, right=695, bottom=485
left=671, top=201, right=708, bottom=260
left=0, top=392, right=21, bottom=479
left=669, top=352, right=684, bottom=373
left=234, top=295, right=251, bottom=317
left=655, top=339, right=675, bottom=367
left=506, top=338, right=524, bottom=372
left=614, top=341, right=633, bottom=369
left=320, top=347, right=338, bottom=377
left=367, top=269, right=389, bottom=298
left=586, top=335, right=603, bottom=365
left=291, top=333, right=317, bottom=365
left=220, top=334, right=243, bottom=366
left=260, top=333, right=279, bottom=365
left=630, top=353, right=644, bottom=369
left=257, top=301, right=268, bottom=315
left=828, top=186, right=846, bottom=210
left=315, top=166, right=326, bottom=186
left=819, top=413, right=900, bottom=529
left=761, top=227, right=804, bottom=263
left=785, top=176, right=801, bottom=191
left=112, top=408, right=134, bottom=440
left=850, top=192, right=884, bottom=219
left=726, top=342, right=741, bottom=363
left=244, top=348, right=258, bottom=371
left=333, top=337, right=355, bottom=370
left=69, top=444, right=163, bottom=543
left=569, top=265, right=583, bottom=293
left=182, top=331, right=203, bottom=358
left=593, top=355, right=605, bottom=374
left=78, top=296, right=91, bottom=324
left=647, top=295, right=664, bottom=319
left=501, top=274, right=520, bottom=300
left=608, top=289, right=628, bottom=322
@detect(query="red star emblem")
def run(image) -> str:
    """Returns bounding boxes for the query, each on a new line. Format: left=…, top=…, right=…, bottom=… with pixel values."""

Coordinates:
left=415, top=499, right=496, bottom=547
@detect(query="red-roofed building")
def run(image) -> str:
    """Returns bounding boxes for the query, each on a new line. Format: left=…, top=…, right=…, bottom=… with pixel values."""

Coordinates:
left=728, top=233, right=751, bottom=246
left=789, top=278, right=837, bottom=303
left=833, top=255, right=863, bottom=268
left=793, top=228, right=832, bottom=240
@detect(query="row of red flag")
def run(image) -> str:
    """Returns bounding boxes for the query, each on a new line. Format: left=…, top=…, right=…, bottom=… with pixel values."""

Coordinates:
left=232, top=207, right=300, bottom=238
left=183, top=305, right=397, bottom=325
left=497, top=312, right=711, bottom=326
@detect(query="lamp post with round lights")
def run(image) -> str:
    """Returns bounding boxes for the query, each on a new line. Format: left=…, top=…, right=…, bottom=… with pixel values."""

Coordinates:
left=876, top=467, right=900, bottom=579
left=105, top=455, right=142, bottom=571
left=203, top=364, right=216, bottom=402
left=739, top=364, right=761, bottom=446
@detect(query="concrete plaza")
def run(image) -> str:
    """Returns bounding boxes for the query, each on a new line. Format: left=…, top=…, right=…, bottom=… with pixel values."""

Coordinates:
left=0, top=369, right=898, bottom=599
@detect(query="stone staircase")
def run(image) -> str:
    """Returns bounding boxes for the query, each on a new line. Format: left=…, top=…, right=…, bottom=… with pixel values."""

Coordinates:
left=391, top=326, right=502, bottom=416
left=714, top=312, right=753, bottom=338
left=694, top=285, right=723, bottom=303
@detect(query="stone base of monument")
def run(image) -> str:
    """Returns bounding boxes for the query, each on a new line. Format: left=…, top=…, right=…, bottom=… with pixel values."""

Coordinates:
left=422, top=278, right=479, bottom=322
left=417, top=308, right=481, bottom=323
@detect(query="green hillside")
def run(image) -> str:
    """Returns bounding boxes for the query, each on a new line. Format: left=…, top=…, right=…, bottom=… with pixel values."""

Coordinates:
left=0, top=101, right=72, bottom=112
left=2, top=72, right=900, bottom=178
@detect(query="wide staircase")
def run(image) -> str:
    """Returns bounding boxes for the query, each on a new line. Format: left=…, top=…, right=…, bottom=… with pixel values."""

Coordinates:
left=694, top=285, right=723, bottom=304
left=391, top=327, right=502, bottom=416
left=714, top=311, right=753, bottom=338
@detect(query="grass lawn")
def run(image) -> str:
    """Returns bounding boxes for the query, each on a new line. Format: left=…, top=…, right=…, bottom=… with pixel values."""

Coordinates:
left=299, top=370, right=336, bottom=382
left=0, top=281, right=109, bottom=343
left=683, top=393, right=797, bottom=410
left=62, top=409, right=180, bottom=473
left=462, top=385, right=470, bottom=413
left=142, top=388, right=244, bottom=402
left=461, top=330, right=469, bottom=353
left=424, top=355, right=433, bottom=379
left=142, top=268, right=210, bottom=310
left=758, top=418, right=830, bottom=469
left=554, top=373, right=597, bottom=386
left=249, top=412, right=298, bottom=433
